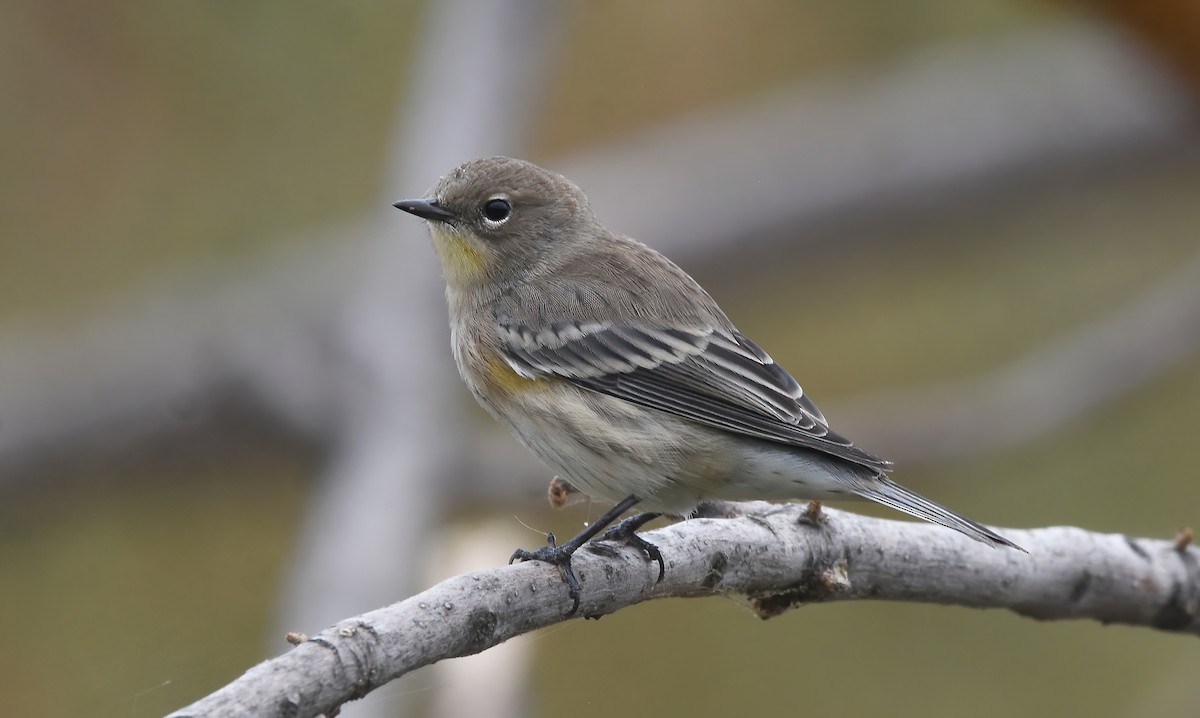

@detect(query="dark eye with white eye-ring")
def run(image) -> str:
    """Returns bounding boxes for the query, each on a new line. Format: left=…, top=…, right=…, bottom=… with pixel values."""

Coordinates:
left=483, top=198, right=511, bottom=224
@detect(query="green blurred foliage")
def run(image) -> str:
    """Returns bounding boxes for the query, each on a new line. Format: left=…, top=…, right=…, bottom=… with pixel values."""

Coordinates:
left=0, top=445, right=312, bottom=717
left=0, top=0, right=418, bottom=322
left=1, top=0, right=1198, bottom=716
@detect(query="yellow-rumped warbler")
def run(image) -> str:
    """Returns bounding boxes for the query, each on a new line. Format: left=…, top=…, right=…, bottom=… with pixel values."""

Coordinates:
left=394, top=156, right=1022, bottom=612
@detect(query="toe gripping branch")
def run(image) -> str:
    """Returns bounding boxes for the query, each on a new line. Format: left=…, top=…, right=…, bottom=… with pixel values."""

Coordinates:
left=509, top=496, right=664, bottom=615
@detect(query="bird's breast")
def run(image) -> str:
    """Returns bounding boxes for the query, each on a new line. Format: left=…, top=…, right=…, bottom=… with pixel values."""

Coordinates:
left=450, top=317, right=550, bottom=413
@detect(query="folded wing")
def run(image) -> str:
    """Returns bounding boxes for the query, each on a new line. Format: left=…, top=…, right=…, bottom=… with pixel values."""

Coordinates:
left=499, top=320, right=891, bottom=472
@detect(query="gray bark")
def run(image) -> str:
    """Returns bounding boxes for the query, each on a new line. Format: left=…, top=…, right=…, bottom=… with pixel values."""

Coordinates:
left=168, top=504, right=1200, bottom=718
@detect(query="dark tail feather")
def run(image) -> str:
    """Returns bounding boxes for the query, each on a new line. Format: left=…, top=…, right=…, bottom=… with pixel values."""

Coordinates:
left=854, top=475, right=1026, bottom=552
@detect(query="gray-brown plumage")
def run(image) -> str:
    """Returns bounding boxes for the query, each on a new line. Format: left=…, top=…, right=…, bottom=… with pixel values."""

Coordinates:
left=394, top=156, right=1022, bottom=609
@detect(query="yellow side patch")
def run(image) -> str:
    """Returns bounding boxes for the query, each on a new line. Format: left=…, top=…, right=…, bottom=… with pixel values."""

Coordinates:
left=480, top=353, right=539, bottom=394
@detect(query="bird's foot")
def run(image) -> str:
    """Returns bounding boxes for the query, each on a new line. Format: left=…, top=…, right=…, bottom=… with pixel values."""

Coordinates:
left=510, top=532, right=585, bottom=615
left=509, top=494, right=646, bottom=615
left=597, top=512, right=665, bottom=583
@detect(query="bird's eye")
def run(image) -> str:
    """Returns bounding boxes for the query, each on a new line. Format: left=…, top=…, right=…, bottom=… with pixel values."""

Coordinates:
left=483, top=198, right=511, bottom=223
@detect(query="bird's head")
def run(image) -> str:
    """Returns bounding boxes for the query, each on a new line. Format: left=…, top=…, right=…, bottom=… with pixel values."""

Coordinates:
left=394, top=156, right=599, bottom=294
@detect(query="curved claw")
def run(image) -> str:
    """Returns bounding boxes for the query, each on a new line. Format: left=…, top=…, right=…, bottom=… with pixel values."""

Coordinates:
left=509, top=532, right=558, bottom=565
left=598, top=512, right=665, bottom=583
left=621, top=532, right=665, bottom=583
left=505, top=495, right=648, bottom=616
left=508, top=534, right=583, bottom=615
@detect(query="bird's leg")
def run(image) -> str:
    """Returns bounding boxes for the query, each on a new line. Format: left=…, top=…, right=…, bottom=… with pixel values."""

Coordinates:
left=509, top=494, right=641, bottom=614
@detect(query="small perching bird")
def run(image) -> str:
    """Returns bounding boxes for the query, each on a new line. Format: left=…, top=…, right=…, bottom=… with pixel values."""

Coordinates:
left=394, top=156, right=1022, bottom=613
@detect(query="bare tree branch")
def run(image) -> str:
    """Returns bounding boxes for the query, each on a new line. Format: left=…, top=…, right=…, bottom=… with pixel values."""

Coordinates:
left=168, top=504, right=1200, bottom=718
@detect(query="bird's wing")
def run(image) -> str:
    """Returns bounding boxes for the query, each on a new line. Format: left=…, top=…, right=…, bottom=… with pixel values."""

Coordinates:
left=498, top=320, right=891, bottom=471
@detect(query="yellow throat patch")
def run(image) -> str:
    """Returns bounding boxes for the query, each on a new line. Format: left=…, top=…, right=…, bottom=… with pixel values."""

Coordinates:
left=430, top=224, right=486, bottom=286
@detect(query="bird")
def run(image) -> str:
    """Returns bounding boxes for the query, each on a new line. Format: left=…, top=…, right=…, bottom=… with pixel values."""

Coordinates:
left=393, top=156, right=1022, bottom=613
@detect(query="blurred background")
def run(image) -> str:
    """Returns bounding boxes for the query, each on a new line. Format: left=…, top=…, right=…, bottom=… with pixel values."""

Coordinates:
left=2, top=1, right=1199, bottom=716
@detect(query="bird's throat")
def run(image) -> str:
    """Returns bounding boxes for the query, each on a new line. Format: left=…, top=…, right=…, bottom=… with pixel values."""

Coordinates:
left=430, top=224, right=488, bottom=289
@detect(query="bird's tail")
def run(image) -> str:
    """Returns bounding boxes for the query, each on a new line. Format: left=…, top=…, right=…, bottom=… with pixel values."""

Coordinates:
left=853, top=475, right=1026, bottom=552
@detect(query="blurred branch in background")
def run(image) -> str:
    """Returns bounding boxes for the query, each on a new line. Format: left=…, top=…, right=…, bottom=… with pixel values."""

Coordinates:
left=1, top=12, right=1199, bottom=717
left=271, top=2, right=565, bottom=717
left=837, top=248, right=1200, bottom=462
left=562, top=19, right=1193, bottom=256
left=4, top=19, right=1195, bottom=489
left=167, top=503, right=1200, bottom=718
left=0, top=18, right=1192, bottom=485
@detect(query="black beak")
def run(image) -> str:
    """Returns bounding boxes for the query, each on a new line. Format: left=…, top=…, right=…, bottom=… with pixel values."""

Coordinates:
left=392, top=198, right=456, bottom=222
